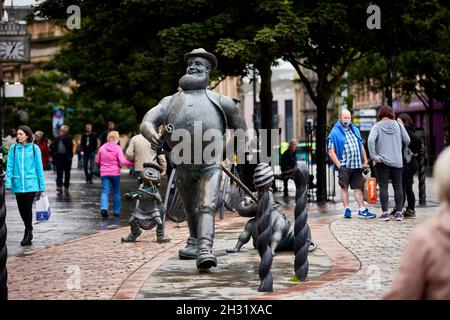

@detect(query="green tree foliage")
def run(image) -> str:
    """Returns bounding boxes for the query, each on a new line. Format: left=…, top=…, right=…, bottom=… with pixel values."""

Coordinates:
left=4, top=70, right=136, bottom=138
left=36, top=0, right=247, bottom=123
left=347, top=3, right=450, bottom=153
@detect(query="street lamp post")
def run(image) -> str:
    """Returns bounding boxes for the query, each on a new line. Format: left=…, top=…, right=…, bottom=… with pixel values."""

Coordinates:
left=0, top=2, right=30, bottom=299
left=0, top=0, right=7, bottom=300
left=385, top=47, right=393, bottom=107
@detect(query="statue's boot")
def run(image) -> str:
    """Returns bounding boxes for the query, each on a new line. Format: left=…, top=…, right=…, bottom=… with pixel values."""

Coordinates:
left=179, top=237, right=198, bottom=259
left=156, top=222, right=170, bottom=243
left=178, top=210, right=198, bottom=259
left=121, top=217, right=142, bottom=242
left=196, top=209, right=217, bottom=270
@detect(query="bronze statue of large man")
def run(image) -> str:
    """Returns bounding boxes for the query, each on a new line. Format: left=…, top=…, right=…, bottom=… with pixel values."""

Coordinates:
left=140, top=48, right=247, bottom=270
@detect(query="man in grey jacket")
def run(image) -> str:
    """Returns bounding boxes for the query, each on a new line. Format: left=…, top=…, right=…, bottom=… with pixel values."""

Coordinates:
left=368, top=105, right=410, bottom=221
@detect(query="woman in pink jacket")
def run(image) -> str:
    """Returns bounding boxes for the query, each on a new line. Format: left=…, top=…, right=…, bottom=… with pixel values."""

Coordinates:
left=96, top=131, right=134, bottom=218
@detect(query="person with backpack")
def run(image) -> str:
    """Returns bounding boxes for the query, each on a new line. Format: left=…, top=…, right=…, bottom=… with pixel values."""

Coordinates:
left=397, top=113, right=422, bottom=218
left=5, top=125, right=45, bottom=246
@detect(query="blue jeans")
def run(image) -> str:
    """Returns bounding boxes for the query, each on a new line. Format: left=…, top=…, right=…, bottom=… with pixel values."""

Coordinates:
left=100, top=176, right=121, bottom=214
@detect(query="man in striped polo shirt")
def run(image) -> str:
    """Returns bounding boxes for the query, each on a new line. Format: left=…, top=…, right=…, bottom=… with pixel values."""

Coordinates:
left=327, top=109, right=376, bottom=219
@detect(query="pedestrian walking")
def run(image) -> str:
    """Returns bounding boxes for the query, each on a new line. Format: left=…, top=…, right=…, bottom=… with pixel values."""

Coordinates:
left=280, top=139, right=298, bottom=198
left=327, top=109, right=376, bottom=219
left=5, top=129, right=16, bottom=148
left=74, top=134, right=83, bottom=169
left=125, top=132, right=167, bottom=187
left=397, top=113, right=422, bottom=218
left=100, top=121, right=115, bottom=146
left=368, top=105, right=410, bottom=221
left=80, top=123, right=98, bottom=184
left=50, top=125, right=74, bottom=194
left=96, top=131, right=134, bottom=218
left=5, top=125, right=45, bottom=246
left=34, top=131, right=50, bottom=170
left=384, top=146, right=450, bottom=299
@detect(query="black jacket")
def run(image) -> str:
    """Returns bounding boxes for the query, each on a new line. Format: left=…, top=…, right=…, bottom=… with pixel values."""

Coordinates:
left=280, top=149, right=297, bottom=172
left=51, top=135, right=74, bottom=159
left=80, top=132, right=98, bottom=155
left=406, top=128, right=422, bottom=155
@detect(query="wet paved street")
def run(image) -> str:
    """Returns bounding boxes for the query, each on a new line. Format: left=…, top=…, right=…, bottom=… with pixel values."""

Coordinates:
left=284, top=206, right=437, bottom=300
left=5, top=168, right=139, bottom=257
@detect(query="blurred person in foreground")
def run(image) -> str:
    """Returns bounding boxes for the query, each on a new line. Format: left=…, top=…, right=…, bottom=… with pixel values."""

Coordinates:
left=384, top=146, right=450, bottom=299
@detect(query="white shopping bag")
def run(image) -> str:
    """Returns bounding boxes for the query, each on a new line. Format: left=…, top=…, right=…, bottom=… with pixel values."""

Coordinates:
left=35, top=193, right=52, bottom=221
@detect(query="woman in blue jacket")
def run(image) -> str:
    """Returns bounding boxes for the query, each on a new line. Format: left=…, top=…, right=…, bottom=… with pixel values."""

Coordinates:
left=5, top=125, right=46, bottom=246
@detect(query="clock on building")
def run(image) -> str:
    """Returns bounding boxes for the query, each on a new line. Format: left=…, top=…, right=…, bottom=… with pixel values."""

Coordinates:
left=0, top=36, right=30, bottom=62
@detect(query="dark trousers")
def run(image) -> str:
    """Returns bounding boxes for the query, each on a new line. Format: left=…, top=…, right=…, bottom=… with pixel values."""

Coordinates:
left=83, top=152, right=95, bottom=182
left=402, top=159, right=418, bottom=211
left=175, top=164, right=222, bottom=253
left=133, top=170, right=142, bottom=188
left=283, top=178, right=289, bottom=197
left=15, top=192, right=36, bottom=230
left=55, top=156, right=72, bottom=188
left=376, top=163, right=403, bottom=213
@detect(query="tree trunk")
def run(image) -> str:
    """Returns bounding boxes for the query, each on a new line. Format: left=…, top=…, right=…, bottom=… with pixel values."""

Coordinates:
left=428, top=96, right=435, bottom=166
left=257, top=60, right=274, bottom=161
left=315, top=98, right=328, bottom=202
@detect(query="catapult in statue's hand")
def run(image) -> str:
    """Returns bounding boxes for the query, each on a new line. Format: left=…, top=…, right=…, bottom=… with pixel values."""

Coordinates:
left=150, top=133, right=164, bottom=151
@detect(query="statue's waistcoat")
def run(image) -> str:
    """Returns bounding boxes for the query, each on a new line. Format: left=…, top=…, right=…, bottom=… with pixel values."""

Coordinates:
left=165, top=90, right=226, bottom=151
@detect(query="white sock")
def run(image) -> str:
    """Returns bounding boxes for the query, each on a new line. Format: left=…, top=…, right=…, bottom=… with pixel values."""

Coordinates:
left=359, top=207, right=366, bottom=213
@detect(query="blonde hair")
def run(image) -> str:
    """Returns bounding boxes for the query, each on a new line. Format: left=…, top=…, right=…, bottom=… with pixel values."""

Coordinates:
left=107, top=130, right=119, bottom=142
left=434, top=146, right=450, bottom=206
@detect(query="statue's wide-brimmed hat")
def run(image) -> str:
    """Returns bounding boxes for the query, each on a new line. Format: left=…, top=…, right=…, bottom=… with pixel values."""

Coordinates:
left=184, top=48, right=218, bottom=71
left=143, top=162, right=162, bottom=172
